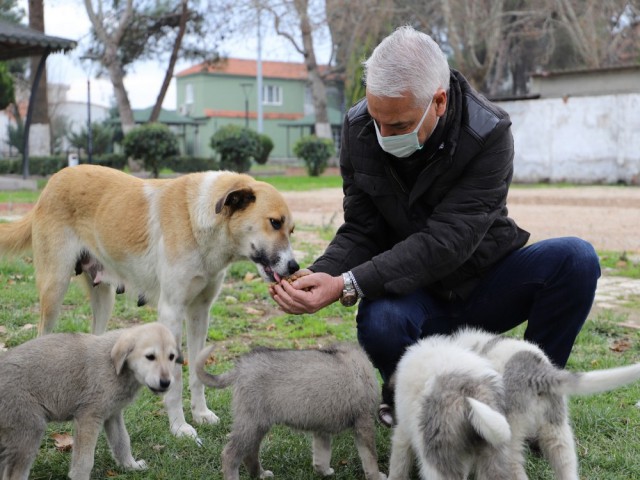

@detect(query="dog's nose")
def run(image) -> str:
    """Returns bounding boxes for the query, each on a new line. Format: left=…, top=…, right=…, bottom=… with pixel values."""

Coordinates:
left=287, top=259, right=299, bottom=275
left=160, top=378, right=171, bottom=389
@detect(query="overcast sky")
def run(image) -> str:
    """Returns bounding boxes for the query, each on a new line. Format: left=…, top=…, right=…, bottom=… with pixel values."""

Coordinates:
left=17, top=0, right=324, bottom=110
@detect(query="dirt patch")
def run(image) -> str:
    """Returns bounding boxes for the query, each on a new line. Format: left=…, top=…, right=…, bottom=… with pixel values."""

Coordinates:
left=283, top=186, right=640, bottom=253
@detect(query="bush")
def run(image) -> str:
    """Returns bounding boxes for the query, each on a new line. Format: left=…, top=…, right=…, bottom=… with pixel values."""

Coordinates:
left=209, top=125, right=261, bottom=173
left=255, top=134, right=274, bottom=165
left=293, top=135, right=335, bottom=176
left=163, top=156, right=220, bottom=173
left=122, top=123, right=179, bottom=178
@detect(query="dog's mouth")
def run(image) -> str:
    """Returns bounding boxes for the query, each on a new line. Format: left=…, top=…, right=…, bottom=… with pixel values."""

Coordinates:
left=148, top=386, right=169, bottom=395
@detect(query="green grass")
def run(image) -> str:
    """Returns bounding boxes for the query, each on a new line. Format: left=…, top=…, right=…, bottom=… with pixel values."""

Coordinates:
left=253, top=174, right=342, bottom=191
left=0, top=185, right=639, bottom=478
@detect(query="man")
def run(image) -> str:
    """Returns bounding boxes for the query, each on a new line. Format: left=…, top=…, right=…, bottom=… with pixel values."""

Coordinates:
left=270, top=26, right=600, bottom=426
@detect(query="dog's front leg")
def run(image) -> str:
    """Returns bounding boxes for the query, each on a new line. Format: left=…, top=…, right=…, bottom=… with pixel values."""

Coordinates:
left=69, top=416, right=102, bottom=480
left=387, top=426, right=413, bottom=480
left=187, top=299, right=220, bottom=426
left=104, top=412, right=147, bottom=471
left=157, top=301, right=199, bottom=439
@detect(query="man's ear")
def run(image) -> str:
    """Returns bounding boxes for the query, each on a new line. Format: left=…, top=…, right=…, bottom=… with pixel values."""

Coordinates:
left=214, top=187, right=256, bottom=215
left=111, top=334, right=135, bottom=375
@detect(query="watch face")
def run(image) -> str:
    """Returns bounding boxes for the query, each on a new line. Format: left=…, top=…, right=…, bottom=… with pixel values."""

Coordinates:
left=340, top=292, right=358, bottom=307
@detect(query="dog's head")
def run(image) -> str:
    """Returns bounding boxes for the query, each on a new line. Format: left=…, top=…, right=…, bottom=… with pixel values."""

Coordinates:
left=111, top=323, right=182, bottom=394
left=215, top=177, right=299, bottom=282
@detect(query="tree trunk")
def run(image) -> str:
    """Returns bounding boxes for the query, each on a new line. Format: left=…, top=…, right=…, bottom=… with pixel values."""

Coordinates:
left=28, top=0, right=50, bottom=155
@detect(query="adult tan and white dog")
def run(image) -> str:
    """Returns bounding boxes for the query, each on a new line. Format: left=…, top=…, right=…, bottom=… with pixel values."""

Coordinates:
left=0, top=322, right=181, bottom=480
left=0, top=164, right=299, bottom=439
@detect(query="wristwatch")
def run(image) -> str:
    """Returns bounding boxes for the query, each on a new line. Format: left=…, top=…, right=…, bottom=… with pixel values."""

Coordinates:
left=340, top=272, right=358, bottom=307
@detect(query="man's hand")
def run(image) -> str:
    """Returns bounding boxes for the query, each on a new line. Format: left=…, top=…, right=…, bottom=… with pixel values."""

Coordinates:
left=269, top=271, right=343, bottom=314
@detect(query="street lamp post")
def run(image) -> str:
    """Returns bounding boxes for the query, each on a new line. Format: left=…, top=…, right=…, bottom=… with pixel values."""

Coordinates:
left=240, top=83, right=253, bottom=128
left=80, top=55, right=99, bottom=163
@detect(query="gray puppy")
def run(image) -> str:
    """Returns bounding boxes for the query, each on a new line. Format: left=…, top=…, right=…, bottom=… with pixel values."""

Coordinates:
left=0, top=323, right=181, bottom=480
left=195, top=343, right=387, bottom=480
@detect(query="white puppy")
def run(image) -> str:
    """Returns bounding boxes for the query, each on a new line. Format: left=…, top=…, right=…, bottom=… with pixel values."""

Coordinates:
left=452, top=327, right=640, bottom=480
left=388, top=335, right=512, bottom=480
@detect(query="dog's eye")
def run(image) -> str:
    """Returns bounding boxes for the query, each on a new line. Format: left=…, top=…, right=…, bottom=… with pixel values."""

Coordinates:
left=146, top=354, right=156, bottom=361
left=270, top=218, right=282, bottom=230
left=169, top=353, right=175, bottom=361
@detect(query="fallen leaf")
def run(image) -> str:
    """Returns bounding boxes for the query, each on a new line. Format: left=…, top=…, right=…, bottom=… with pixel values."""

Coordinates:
left=106, top=469, right=119, bottom=477
left=244, top=272, right=257, bottom=282
left=51, top=432, right=73, bottom=451
left=21, top=323, right=35, bottom=331
left=610, top=338, right=632, bottom=353
left=245, top=307, right=263, bottom=315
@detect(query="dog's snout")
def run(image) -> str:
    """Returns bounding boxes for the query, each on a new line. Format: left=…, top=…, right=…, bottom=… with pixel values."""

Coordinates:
left=160, top=378, right=171, bottom=389
left=287, top=259, right=299, bottom=275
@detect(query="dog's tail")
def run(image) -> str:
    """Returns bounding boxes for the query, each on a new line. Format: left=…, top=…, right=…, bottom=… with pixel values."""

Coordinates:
left=194, top=344, right=236, bottom=389
left=466, top=397, right=511, bottom=447
left=0, top=209, right=34, bottom=257
left=557, top=362, right=640, bottom=396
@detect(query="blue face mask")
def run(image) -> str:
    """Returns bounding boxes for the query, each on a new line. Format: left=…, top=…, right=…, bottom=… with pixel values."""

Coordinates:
left=373, top=98, right=436, bottom=158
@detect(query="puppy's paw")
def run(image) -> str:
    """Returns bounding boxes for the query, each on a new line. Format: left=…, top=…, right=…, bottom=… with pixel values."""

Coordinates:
left=260, top=470, right=274, bottom=478
left=132, top=459, right=148, bottom=471
left=171, top=422, right=199, bottom=439
left=314, top=466, right=335, bottom=476
left=193, top=408, right=220, bottom=425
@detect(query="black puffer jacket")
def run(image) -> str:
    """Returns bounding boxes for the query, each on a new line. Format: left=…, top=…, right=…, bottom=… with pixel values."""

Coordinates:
left=310, top=70, right=530, bottom=302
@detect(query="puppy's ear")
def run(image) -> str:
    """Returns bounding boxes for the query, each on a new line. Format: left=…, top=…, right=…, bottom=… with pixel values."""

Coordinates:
left=111, top=334, right=135, bottom=375
left=215, top=187, right=256, bottom=215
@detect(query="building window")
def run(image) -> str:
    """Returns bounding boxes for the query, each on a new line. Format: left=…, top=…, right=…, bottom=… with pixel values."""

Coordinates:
left=185, top=83, right=194, bottom=105
left=263, top=84, right=282, bottom=105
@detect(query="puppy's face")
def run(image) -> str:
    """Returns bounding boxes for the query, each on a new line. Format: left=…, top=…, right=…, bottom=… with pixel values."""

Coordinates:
left=217, top=181, right=299, bottom=282
left=111, top=323, right=181, bottom=394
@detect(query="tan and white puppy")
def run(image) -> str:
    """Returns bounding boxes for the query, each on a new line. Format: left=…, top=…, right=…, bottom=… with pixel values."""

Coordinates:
left=0, top=322, right=181, bottom=480
left=0, top=164, right=299, bottom=439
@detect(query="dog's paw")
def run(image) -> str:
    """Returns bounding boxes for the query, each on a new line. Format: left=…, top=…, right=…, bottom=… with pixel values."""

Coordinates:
left=171, top=422, right=199, bottom=439
left=132, top=459, right=148, bottom=471
left=193, top=408, right=220, bottom=425
left=314, top=466, right=335, bottom=476
left=260, top=470, right=274, bottom=478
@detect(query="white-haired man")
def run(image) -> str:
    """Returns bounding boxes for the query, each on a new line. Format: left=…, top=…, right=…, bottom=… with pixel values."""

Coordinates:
left=270, top=25, right=600, bottom=426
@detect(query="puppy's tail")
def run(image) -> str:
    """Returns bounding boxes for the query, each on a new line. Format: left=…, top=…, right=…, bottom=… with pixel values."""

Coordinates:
left=0, top=209, right=34, bottom=257
left=194, top=344, right=236, bottom=389
left=558, top=363, right=640, bottom=396
left=466, top=397, right=511, bottom=447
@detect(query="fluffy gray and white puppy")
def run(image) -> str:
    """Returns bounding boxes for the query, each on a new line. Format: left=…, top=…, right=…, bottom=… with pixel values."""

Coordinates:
left=195, top=343, right=387, bottom=480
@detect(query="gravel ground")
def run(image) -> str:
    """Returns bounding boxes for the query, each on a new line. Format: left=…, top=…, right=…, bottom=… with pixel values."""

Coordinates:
left=283, top=185, right=640, bottom=253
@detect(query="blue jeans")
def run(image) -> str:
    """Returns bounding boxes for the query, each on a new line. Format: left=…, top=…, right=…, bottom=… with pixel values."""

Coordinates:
left=356, top=237, right=601, bottom=386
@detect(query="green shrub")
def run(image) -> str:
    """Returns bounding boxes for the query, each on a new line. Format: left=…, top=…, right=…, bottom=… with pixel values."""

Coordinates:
left=67, top=122, right=115, bottom=156
left=163, top=156, right=220, bottom=173
left=209, top=125, right=261, bottom=173
left=91, top=153, right=127, bottom=169
left=255, top=134, right=274, bottom=165
left=122, top=123, right=179, bottom=178
left=293, top=135, right=335, bottom=176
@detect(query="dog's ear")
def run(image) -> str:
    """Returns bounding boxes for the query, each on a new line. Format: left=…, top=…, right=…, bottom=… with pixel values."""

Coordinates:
left=215, top=187, right=256, bottom=215
left=111, top=334, right=135, bottom=375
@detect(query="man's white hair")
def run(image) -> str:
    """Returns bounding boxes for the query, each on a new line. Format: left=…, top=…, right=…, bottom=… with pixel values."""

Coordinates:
left=363, top=25, right=450, bottom=107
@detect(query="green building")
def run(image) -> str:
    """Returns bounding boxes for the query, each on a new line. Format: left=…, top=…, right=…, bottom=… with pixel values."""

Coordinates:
left=175, top=58, right=343, bottom=161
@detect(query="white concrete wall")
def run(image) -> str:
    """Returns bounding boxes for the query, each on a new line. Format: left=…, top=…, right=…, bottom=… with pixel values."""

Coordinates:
left=497, top=93, right=640, bottom=184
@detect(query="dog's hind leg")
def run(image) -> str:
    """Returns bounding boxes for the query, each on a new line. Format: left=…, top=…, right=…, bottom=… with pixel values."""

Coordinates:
left=84, top=277, right=115, bottom=334
left=0, top=423, right=45, bottom=480
left=36, top=270, right=71, bottom=335
left=352, top=417, right=386, bottom=479
left=222, top=426, right=267, bottom=480
left=311, top=432, right=334, bottom=476
left=103, top=412, right=147, bottom=471
left=537, top=421, right=579, bottom=480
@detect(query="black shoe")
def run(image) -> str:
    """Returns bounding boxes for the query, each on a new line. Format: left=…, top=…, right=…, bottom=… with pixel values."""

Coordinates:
left=378, top=403, right=395, bottom=428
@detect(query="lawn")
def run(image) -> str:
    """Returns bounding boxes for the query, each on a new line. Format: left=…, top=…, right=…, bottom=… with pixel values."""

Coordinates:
left=0, top=176, right=639, bottom=478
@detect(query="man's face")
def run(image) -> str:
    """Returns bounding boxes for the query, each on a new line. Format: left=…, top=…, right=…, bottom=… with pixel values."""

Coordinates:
left=366, top=89, right=447, bottom=145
